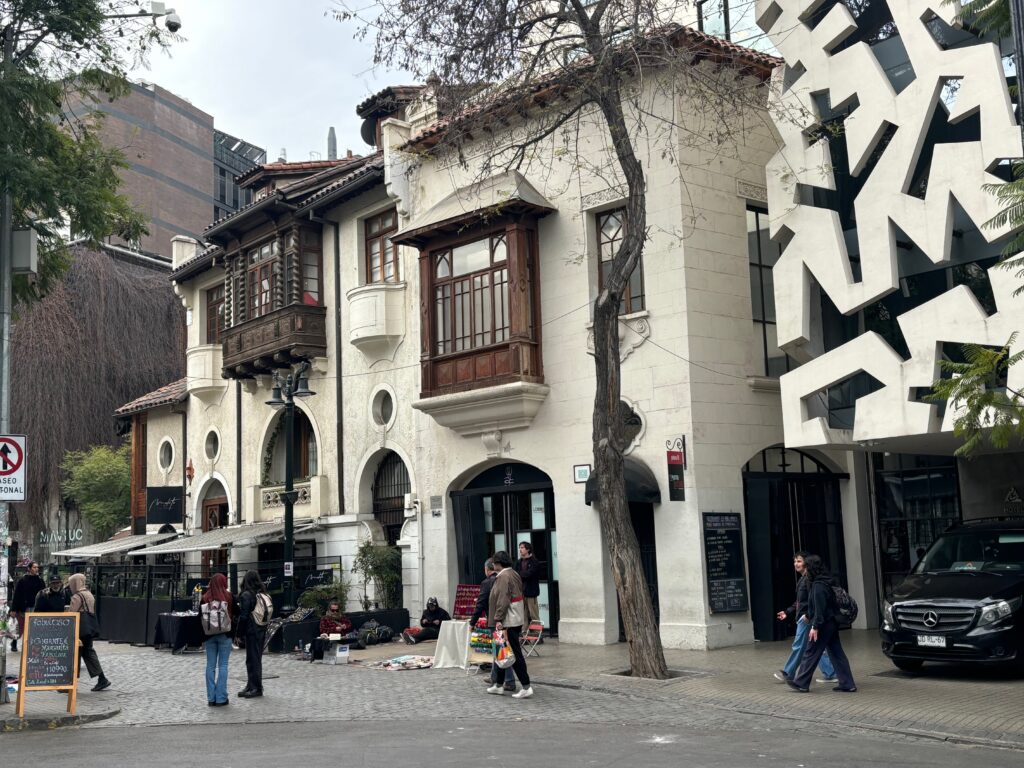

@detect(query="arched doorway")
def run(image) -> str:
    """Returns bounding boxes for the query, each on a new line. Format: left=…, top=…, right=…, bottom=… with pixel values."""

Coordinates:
left=743, top=446, right=847, bottom=641
left=200, top=480, right=229, bottom=576
left=451, top=463, right=559, bottom=634
left=371, top=451, right=411, bottom=546
left=262, top=409, right=318, bottom=485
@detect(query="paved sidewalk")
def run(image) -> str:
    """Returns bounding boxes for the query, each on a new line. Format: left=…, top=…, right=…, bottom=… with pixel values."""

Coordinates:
left=2, top=630, right=1021, bottom=749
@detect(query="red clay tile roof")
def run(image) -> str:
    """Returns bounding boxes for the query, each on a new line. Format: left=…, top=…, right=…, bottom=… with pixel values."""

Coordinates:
left=295, top=153, right=385, bottom=211
left=115, top=378, right=188, bottom=417
left=407, top=25, right=781, bottom=150
left=235, top=157, right=357, bottom=186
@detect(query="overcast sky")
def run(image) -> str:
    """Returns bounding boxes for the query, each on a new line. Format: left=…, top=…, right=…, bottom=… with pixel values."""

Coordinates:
left=140, top=0, right=405, bottom=162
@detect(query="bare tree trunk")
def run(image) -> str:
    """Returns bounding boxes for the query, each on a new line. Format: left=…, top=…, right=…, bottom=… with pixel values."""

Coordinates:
left=591, top=83, right=669, bottom=680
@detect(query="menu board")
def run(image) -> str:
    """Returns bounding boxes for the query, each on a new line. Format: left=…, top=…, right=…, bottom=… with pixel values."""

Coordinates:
left=702, top=513, right=749, bottom=614
left=16, top=612, right=80, bottom=717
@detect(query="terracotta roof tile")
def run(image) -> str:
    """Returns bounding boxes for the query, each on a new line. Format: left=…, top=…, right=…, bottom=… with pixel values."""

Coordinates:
left=115, top=378, right=188, bottom=417
left=235, top=157, right=355, bottom=186
left=296, top=153, right=385, bottom=210
left=356, top=85, right=426, bottom=118
left=408, top=25, right=781, bottom=150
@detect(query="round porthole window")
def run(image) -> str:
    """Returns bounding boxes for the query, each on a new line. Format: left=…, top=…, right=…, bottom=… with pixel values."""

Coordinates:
left=372, top=389, right=395, bottom=427
left=158, top=439, right=174, bottom=471
left=205, top=430, right=220, bottom=461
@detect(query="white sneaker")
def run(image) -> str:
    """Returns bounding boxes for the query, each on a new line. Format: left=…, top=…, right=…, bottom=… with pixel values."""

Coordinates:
left=486, top=685, right=504, bottom=695
left=817, top=677, right=838, bottom=684
left=512, top=686, right=534, bottom=699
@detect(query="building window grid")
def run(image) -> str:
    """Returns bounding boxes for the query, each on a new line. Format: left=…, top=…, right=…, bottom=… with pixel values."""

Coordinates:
left=433, top=234, right=510, bottom=356
left=365, top=209, right=399, bottom=284
left=206, top=285, right=225, bottom=344
left=748, top=206, right=796, bottom=378
left=597, top=208, right=645, bottom=315
left=247, top=241, right=277, bottom=319
left=300, top=228, right=322, bottom=305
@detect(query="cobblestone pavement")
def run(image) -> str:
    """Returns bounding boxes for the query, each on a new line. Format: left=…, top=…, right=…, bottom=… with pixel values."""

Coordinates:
left=4, top=629, right=1022, bottom=752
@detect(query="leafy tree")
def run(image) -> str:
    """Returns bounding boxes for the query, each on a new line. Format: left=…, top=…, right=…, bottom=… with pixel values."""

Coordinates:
left=61, top=443, right=131, bottom=539
left=337, top=0, right=773, bottom=676
left=1, top=1, right=177, bottom=303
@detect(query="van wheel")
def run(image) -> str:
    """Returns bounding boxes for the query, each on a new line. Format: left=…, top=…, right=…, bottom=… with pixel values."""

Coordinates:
left=892, top=658, right=923, bottom=672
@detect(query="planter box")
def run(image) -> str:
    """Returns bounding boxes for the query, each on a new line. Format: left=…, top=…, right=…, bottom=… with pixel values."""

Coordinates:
left=347, top=608, right=410, bottom=636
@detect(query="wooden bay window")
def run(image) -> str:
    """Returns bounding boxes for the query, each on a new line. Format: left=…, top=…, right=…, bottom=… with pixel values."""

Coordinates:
left=365, top=209, right=398, bottom=283
left=206, top=285, right=225, bottom=344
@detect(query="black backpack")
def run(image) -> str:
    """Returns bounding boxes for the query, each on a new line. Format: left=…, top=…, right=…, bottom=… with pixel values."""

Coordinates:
left=833, top=585, right=859, bottom=626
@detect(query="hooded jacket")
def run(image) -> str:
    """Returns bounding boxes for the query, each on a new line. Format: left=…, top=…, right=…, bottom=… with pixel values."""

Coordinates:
left=807, top=575, right=838, bottom=629
left=11, top=571, right=45, bottom=612
left=68, top=573, right=96, bottom=614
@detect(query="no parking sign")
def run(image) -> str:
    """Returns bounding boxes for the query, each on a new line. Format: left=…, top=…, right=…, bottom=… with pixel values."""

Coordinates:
left=0, top=434, right=27, bottom=501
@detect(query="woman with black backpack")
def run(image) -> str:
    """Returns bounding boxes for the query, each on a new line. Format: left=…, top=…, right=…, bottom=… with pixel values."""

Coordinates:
left=201, top=573, right=234, bottom=707
left=786, top=555, right=857, bottom=693
left=235, top=570, right=271, bottom=698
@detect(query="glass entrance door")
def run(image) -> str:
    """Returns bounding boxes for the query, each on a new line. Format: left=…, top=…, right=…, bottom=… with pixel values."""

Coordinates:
left=453, top=464, right=558, bottom=634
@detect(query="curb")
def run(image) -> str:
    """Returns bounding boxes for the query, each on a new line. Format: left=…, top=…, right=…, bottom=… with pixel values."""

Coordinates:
left=1, top=707, right=121, bottom=733
left=531, top=675, right=1024, bottom=753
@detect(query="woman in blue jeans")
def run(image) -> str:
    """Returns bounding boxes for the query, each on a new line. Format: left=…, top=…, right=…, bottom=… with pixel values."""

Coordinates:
left=774, top=552, right=835, bottom=682
left=202, top=573, right=234, bottom=706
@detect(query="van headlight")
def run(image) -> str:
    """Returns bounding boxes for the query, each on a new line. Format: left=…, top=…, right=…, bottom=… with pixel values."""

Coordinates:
left=979, top=597, right=1022, bottom=626
left=883, top=600, right=895, bottom=629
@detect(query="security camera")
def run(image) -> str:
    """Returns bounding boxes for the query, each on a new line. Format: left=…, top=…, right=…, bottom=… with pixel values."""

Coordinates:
left=164, top=11, right=182, bottom=33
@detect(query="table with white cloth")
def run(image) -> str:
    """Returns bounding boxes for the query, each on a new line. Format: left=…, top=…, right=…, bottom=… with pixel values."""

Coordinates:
left=432, top=619, right=471, bottom=668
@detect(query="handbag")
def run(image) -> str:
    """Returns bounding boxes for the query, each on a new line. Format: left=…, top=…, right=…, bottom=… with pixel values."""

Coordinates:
left=493, top=629, right=516, bottom=669
left=78, top=602, right=100, bottom=640
left=506, top=597, right=525, bottom=628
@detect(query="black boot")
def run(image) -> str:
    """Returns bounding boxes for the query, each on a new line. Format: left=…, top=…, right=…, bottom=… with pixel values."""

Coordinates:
left=92, top=677, right=111, bottom=692
left=10, top=640, right=16, bottom=652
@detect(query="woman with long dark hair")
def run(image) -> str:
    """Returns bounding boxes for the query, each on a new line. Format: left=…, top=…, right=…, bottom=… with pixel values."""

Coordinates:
left=201, top=573, right=233, bottom=706
left=235, top=570, right=271, bottom=698
left=786, top=555, right=857, bottom=693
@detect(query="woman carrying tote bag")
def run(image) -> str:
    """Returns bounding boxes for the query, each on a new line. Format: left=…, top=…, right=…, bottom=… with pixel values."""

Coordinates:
left=485, top=550, right=533, bottom=699
left=68, top=573, right=110, bottom=692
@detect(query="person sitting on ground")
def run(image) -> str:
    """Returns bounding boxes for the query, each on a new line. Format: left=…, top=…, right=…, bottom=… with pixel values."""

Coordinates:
left=402, top=596, right=450, bottom=644
left=319, top=600, right=352, bottom=637
left=33, top=573, right=68, bottom=613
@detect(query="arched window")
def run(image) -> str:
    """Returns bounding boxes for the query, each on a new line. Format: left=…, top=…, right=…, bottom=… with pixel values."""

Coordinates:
left=372, top=451, right=410, bottom=545
left=263, top=409, right=319, bottom=485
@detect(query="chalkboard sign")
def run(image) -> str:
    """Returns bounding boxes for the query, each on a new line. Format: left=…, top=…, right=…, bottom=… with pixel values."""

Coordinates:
left=147, top=485, right=184, bottom=525
left=16, top=612, right=80, bottom=717
left=702, top=512, right=750, bottom=614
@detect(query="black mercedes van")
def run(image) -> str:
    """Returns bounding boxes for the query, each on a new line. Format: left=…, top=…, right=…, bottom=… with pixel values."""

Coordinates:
left=880, top=518, right=1024, bottom=671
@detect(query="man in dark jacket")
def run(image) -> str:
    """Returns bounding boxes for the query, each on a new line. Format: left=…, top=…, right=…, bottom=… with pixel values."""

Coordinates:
left=33, top=573, right=68, bottom=613
left=774, top=552, right=835, bottom=683
left=515, top=542, right=541, bottom=630
left=10, top=561, right=45, bottom=651
left=402, top=596, right=450, bottom=644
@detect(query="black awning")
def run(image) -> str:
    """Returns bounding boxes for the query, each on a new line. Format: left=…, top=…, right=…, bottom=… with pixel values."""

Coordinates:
left=584, top=457, right=662, bottom=506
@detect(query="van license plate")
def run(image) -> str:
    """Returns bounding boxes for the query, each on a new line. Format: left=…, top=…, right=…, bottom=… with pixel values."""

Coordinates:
left=916, top=635, right=946, bottom=647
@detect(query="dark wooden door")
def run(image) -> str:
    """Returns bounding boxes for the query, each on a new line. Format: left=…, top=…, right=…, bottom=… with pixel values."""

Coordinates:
left=201, top=496, right=229, bottom=576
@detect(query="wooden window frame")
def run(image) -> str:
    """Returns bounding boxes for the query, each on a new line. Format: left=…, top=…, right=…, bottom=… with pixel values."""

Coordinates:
left=431, top=233, right=510, bottom=356
left=299, top=228, right=323, bottom=306
left=247, top=241, right=277, bottom=319
left=205, top=284, right=225, bottom=344
left=365, top=208, right=399, bottom=284
left=418, top=219, right=544, bottom=397
left=597, top=207, right=645, bottom=315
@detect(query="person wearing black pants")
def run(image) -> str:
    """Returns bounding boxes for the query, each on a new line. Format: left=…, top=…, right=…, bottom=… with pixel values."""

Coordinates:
left=235, top=570, right=270, bottom=698
left=486, top=550, right=533, bottom=699
left=787, top=555, right=857, bottom=693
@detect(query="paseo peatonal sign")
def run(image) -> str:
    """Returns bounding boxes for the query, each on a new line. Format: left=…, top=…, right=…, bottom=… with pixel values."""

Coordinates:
left=0, top=434, right=27, bottom=501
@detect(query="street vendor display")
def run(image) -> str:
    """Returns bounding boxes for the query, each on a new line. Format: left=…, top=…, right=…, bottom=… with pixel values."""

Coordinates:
left=15, top=612, right=80, bottom=717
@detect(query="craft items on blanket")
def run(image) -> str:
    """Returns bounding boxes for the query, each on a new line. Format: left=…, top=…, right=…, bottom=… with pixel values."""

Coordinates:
left=366, top=654, right=434, bottom=671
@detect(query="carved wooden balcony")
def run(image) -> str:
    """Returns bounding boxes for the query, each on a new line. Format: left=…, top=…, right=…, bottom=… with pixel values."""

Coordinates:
left=222, top=304, right=327, bottom=379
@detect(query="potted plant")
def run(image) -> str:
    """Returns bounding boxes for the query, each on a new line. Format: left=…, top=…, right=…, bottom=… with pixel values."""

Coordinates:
left=350, top=542, right=408, bottom=635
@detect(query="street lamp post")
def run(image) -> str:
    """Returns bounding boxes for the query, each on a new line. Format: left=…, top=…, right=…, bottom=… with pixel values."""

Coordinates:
left=265, top=361, right=315, bottom=613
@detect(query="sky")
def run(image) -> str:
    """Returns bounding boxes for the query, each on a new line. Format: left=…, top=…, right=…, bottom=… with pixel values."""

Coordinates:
left=139, top=0, right=406, bottom=162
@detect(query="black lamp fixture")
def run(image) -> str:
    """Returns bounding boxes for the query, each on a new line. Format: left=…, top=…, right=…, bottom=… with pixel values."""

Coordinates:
left=265, top=360, right=315, bottom=613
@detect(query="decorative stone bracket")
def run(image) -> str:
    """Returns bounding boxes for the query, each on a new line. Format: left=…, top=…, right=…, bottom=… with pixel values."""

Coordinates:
left=586, top=310, right=651, bottom=362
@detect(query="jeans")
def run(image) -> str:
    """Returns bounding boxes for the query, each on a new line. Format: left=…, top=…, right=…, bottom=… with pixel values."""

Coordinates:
left=792, top=619, right=856, bottom=690
left=494, top=626, right=530, bottom=689
left=205, top=633, right=232, bottom=703
left=783, top=616, right=835, bottom=679
left=244, top=627, right=266, bottom=693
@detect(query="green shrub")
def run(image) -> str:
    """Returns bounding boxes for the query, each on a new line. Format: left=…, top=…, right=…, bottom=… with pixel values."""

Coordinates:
left=353, top=541, right=402, bottom=610
left=297, top=582, right=350, bottom=617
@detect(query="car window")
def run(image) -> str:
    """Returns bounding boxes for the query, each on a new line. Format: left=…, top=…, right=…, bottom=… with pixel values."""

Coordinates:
left=915, top=530, right=1024, bottom=574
